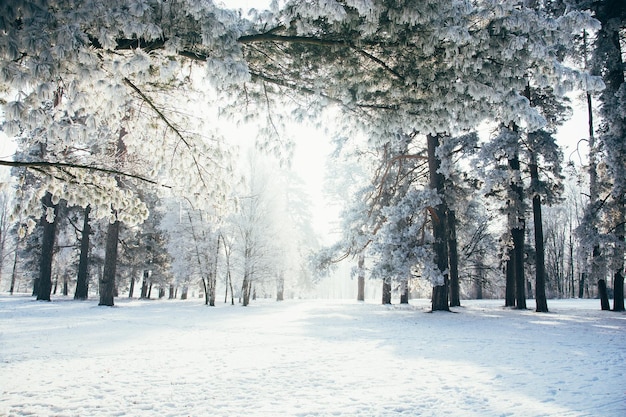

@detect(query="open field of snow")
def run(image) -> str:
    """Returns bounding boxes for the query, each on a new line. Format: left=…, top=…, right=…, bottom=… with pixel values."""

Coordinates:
left=1, top=295, right=625, bottom=417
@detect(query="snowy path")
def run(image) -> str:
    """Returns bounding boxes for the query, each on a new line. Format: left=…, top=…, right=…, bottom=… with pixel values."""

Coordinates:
left=1, top=296, right=625, bottom=416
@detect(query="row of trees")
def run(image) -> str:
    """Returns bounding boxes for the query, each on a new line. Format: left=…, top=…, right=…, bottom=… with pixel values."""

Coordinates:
left=0, top=1, right=624, bottom=311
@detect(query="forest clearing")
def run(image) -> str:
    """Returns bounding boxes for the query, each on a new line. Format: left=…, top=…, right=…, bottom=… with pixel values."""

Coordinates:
left=1, top=295, right=624, bottom=417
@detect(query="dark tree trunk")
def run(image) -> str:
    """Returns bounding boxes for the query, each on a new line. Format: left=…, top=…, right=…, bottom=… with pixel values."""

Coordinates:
left=147, top=282, right=153, bottom=299
left=614, top=270, right=625, bottom=312
left=508, top=152, right=527, bottom=310
left=448, top=209, right=460, bottom=307
left=169, top=284, right=175, bottom=299
left=505, top=254, right=516, bottom=306
left=74, top=205, right=91, bottom=300
left=529, top=159, right=549, bottom=313
left=579, top=272, right=586, bottom=299
left=62, top=277, right=68, bottom=296
left=598, top=279, right=610, bottom=310
left=140, top=271, right=149, bottom=299
left=181, top=287, right=188, bottom=300
left=37, top=192, right=59, bottom=302
left=427, top=134, right=450, bottom=311
left=53, top=276, right=58, bottom=295
left=128, top=277, right=135, bottom=298
left=158, top=287, right=165, bottom=299
left=99, top=219, right=120, bottom=306
left=9, top=242, right=19, bottom=295
left=382, top=279, right=391, bottom=304
left=357, top=255, right=365, bottom=301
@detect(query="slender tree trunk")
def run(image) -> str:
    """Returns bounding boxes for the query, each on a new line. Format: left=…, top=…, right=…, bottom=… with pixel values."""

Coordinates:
left=427, top=134, right=450, bottom=311
left=357, top=255, right=365, bottom=301
left=400, top=279, right=409, bottom=304
left=9, top=240, right=19, bottom=294
left=613, top=201, right=625, bottom=311
left=37, top=192, right=59, bottom=301
left=169, top=284, right=175, bottom=299
left=508, top=145, right=527, bottom=310
left=529, top=158, right=549, bottom=313
left=99, top=219, right=120, bottom=306
left=63, top=277, right=68, bottom=296
left=228, top=271, right=234, bottom=305
left=505, top=253, right=516, bottom=306
left=74, top=205, right=91, bottom=300
left=276, top=270, right=285, bottom=301
left=448, top=209, right=460, bottom=307
left=128, top=276, right=135, bottom=298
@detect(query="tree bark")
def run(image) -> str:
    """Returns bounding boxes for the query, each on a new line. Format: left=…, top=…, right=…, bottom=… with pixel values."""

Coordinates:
left=382, top=279, right=391, bottom=304
left=427, top=134, right=450, bottom=311
left=505, top=253, right=516, bottom=306
left=128, top=276, right=135, bottom=298
left=448, top=209, right=460, bottom=307
left=37, top=192, right=59, bottom=301
left=400, top=279, right=409, bottom=304
left=598, top=279, right=610, bottom=310
left=357, top=255, right=365, bottom=301
left=99, top=219, right=120, bottom=306
left=74, top=205, right=91, bottom=300
left=276, top=271, right=285, bottom=301
left=508, top=150, right=527, bottom=310
left=529, top=158, right=549, bottom=313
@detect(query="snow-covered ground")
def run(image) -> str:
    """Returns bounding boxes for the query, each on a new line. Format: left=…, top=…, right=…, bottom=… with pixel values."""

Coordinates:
left=1, top=295, right=624, bottom=417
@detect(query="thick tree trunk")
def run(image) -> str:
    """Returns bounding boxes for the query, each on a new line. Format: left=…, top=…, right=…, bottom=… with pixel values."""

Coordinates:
left=598, top=279, right=610, bottom=310
left=74, top=205, right=91, bottom=300
left=37, top=192, right=59, bottom=301
left=382, top=279, right=391, bottom=304
left=448, top=209, right=460, bottom=307
left=427, top=134, right=450, bottom=311
left=529, top=159, right=549, bottom=313
left=357, top=255, right=365, bottom=301
left=99, top=219, right=120, bottom=306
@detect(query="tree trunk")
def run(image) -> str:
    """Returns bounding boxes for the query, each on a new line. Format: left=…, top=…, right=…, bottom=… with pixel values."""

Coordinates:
left=140, top=271, right=149, bottom=299
left=579, top=272, right=586, bottom=299
left=529, top=159, right=549, bottom=313
left=9, top=240, right=19, bottom=295
left=74, top=205, right=91, bottom=300
left=598, top=279, right=610, bottom=310
left=99, top=219, right=120, bottom=306
left=508, top=149, right=527, bottom=310
left=613, top=200, right=625, bottom=311
left=128, top=277, right=135, bottom=298
left=505, top=253, right=516, bottom=306
left=169, top=284, right=175, bottom=299
left=147, top=282, right=153, bottom=299
left=181, top=287, right=188, bottom=300
left=427, top=134, right=450, bottom=311
left=37, top=192, right=59, bottom=302
left=62, top=277, right=68, bottom=296
left=357, top=255, right=365, bottom=301
left=400, top=279, right=409, bottom=304
left=242, top=272, right=251, bottom=306
left=382, top=279, right=391, bottom=305
left=276, top=271, right=285, bottom=301
left=448, top=209, right=460, bottom=307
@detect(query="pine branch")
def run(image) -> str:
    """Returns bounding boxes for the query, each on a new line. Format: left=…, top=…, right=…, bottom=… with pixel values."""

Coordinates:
left=0, top=160, right=160, bottom=185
